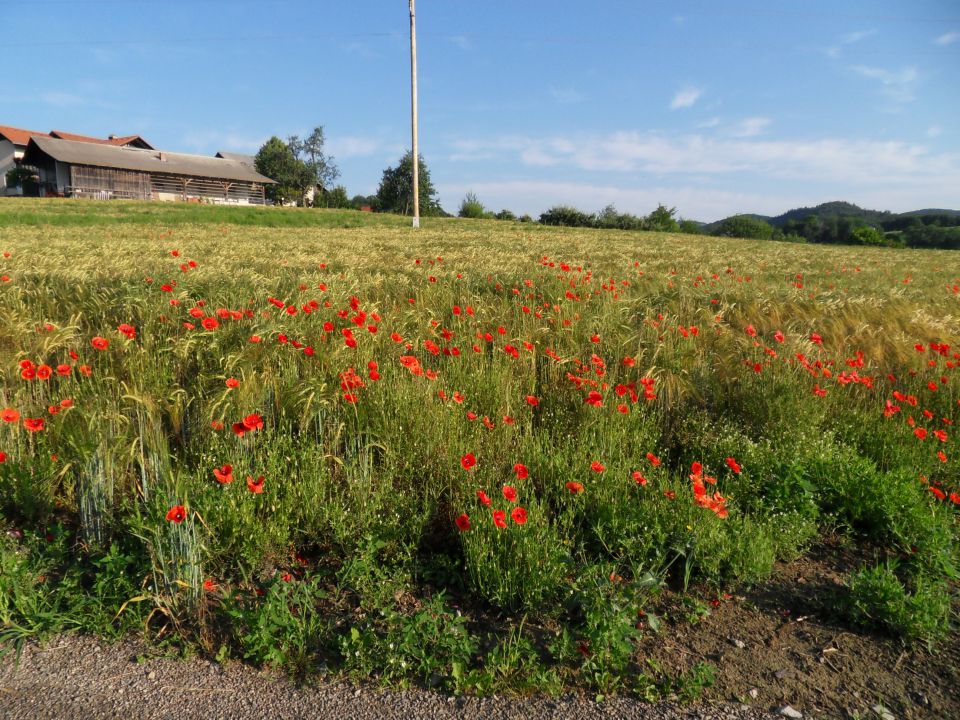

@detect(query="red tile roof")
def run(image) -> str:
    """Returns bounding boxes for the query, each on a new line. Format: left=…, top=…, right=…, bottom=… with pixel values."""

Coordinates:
left=0, top=125, right=48, bottom=146
left=1, top=126, right=153, bottom=150
left=50, top=130, right=113, bottom=144
left=106, top=135, right=142, bottom=146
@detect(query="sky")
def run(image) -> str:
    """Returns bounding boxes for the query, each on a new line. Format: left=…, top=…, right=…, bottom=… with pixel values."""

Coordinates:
left=2, top=0, right=958, bottom=222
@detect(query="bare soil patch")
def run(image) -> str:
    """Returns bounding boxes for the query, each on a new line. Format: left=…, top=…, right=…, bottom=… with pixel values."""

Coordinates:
left=640, top=539, right=959, bottom=719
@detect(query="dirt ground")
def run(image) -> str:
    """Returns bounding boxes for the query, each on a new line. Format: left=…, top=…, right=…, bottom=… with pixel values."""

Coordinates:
left=640, top=538, right=959, bottom=719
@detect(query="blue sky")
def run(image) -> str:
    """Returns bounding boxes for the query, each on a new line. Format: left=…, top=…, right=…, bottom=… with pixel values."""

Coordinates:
left=2, top=0, right=958, bottom=221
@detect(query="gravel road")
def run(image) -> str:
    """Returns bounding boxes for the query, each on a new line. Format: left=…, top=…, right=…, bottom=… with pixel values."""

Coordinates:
left=0, top=635, right=779, bottom=720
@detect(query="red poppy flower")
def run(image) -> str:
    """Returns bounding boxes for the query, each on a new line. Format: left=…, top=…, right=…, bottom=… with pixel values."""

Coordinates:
left=502, top=485, right=517, bottom=502
left=566, top=481, right=584, bottom=493
left=591, top=461, right=605, bottom=473
left=725, top=457, right=742, bottom=474
left=745, top=325, right=757, bottom=337
left=1, top=408, right=19, bottom=423
left=492, top=509, right=507, bottom=529
left=166, top=505, right=186, bottom=523
left=632, top=471, right=648, bottom=486
left=810, top=332, right=823, bottom=346
left=585, top=390, right=603, bottom=407
left=203, top=578, right=217, bottom=592
left=773, top=330, right=785, bottom=343
left=90, top=336, right=109, bottom=350
left=247, top=475, right=265, bottom=493
left=914, top=428, right=928, bottom=440
left=525, top=395, right=539, bottom=406
left=455, top=513, right=470, bottom=532
left=23, top=417, right=44, bottom=433
left=56, top=364, right=71, bottom=376
left=646, top=452, right=661, bottom=467
left=461, top=453, right=477, bottom=470
left=213, top=464, right=234, bottom=484
left=117, top=323, right=136, bottom=340
left=36, top=365, right=52, bottom=380
left=513, top=463, right=529, bottom=480
left=476, top=489, right=491, bottom=506
left=225, top=377, right=240, bottom=389
left=242, top=413, right=263, bottom=431
left=511, top=507, right=528, bottom=525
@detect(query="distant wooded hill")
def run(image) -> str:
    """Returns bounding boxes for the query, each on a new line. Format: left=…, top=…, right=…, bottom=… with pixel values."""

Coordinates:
left=700, top=201, right=960, bottom=249
left=526, top=200, right=959, bottom=249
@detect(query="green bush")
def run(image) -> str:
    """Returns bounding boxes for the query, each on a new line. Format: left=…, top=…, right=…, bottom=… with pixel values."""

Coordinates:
left=458, top=192, right=487, bottom=219
left=844, top=562, right=951, bottom=644
left=340, top=593, right=477, bottom=691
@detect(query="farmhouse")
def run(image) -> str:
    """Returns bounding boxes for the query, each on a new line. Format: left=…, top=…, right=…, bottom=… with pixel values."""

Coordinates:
left=20, top=136, right=274, bottom=204
left=0, top=125, right=153, bottom=194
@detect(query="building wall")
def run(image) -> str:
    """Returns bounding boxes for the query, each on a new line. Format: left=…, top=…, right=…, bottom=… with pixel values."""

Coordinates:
left=55, top=161, right=70, bottom=193
left=0, top=139, right=15, bottom=192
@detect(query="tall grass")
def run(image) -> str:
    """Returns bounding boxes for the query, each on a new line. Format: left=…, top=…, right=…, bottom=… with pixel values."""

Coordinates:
left=0, top=199, right=956, bottom=688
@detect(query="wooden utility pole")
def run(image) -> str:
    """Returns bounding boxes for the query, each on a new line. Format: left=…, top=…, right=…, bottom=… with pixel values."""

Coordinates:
left=409, top=0, right=420, bottom=228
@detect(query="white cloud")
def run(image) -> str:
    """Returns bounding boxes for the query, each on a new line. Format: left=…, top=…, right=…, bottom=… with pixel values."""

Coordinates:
left=447, top=35, right=472, bottom=50
left=437, top=174, right=959, bottom=225
left=696, top=117, right=721, bottom=129
left=934, top=31, right=959, bottom=45
left=327, top=136, right=380, bottom=158
left=670, top=87, right=702, bottom=109
left=549, top=87, right=584, bottom=104
left=825, top=28, right=876, bottom=58
left=180, top=130, right=266, bottom=153
left=437, top=179, right=791, bottom=222
left=851, top=64, right=918, bottom=104
left=342, top=41, right=379, bottom=60
left=927, top=125, right=942, bottom=138
left=841, top=29, right=877, bottom=44
left=730, top=117, right=771, bottom=137
left=445, top=130, right=960, bottom=190
left=40, top=91, right=86, bottom=107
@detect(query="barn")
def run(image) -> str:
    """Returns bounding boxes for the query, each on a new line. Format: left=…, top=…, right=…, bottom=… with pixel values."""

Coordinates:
left=1, top=125, right=154, bottom=195
left=20, top=136, right=274, bottom=204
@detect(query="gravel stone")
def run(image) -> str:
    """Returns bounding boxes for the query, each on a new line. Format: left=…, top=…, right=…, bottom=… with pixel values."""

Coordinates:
left=0, top=635, right=781, bottom=720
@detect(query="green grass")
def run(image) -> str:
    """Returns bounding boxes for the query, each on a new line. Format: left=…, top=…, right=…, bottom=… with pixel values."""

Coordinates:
left=0, top=197, right=415, bottom=228
left=0, top=198, right=957, bottom=694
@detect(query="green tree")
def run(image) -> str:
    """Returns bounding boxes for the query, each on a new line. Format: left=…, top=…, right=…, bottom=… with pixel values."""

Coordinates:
left=375, top=151, right=442, bottom=216
left=539, top=205, right=596, bottom=227
left=322, top=185, right=350, bottom=209
left=458, top=192, right=486, bottom=219
left=494, top=209, right=516, bottom=221
left=851, top=226, right=886, bottom=246
left=678, top=219, right=703, bottom=235
left=254, top=136, right=313, bottom=205
left=288, top=126, right=340, bottom=194
left=714, top=215, right=774, bottom=240
left=645, top=204, right=680, bottom=232
left=350, top=194, right=379, bottom=211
